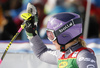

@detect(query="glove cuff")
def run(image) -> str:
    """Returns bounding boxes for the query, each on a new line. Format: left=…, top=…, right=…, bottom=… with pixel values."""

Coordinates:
left=26, top=31, right=34, bottom=36
left=25, top=30, right=37, bottom=39
left=25, top=31, right=34, bottom=40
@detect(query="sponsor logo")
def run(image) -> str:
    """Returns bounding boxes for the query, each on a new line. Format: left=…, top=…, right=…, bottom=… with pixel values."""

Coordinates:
left=50, top=18, right=63, bottom=29
left=59, top=61, right=68, bottom=68
left=59, top=21, right=74, bottom=33
left=50, top=18, right=57, bottom=26
left=53, top=23, right=62, bottom=29
left=78, top=57, right=95, bottom=63
left=87, top=64, right=95, bottom=68
left=78, top=57, right=84, bottom=61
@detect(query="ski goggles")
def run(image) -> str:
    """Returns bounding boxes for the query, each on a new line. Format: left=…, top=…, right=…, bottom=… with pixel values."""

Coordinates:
left=46, top=29, right=56, bottom=42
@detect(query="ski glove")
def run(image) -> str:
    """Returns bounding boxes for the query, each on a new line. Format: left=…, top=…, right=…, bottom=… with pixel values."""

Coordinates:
left=25, top=14, right=38, bottom=39
left=25, top=3, right=38, bottom=39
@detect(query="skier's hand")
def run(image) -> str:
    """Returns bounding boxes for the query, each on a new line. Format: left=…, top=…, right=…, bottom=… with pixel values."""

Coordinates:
left=21, top=3, right=38, bottom=39
left=26, top=3, right=38, bottom=39
left=25, top=16, right=38, bottom=39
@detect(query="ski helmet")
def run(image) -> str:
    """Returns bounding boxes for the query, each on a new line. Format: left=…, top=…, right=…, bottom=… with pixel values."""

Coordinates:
left=46, top=12, right=82, bottom=51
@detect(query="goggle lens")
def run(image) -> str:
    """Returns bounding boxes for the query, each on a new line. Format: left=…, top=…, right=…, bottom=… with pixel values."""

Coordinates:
left=46, top=30, right=56, bottom=41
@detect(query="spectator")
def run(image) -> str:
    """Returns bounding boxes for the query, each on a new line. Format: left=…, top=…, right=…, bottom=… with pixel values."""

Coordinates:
left=0, top=0, right=21, bottom=40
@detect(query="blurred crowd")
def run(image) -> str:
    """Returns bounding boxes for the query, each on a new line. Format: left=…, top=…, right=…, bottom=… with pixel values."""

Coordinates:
left=0, top=0, right=100, bottom=40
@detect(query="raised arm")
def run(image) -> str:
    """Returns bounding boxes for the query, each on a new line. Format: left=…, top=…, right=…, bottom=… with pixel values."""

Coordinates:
left=29, top=35, right=58, bottom=65
left=21, top=3, right=59, bottom=65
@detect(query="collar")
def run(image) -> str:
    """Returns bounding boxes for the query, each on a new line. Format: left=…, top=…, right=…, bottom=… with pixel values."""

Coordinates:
left=65, top=42, right=83, bottom=55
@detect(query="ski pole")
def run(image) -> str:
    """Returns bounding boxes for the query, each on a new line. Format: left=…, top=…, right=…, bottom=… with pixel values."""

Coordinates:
left=0, top=21, right=26, bottom=64
left=0, top=2, right=35, bottom=64
left=0, top=12, right=32, bottom=64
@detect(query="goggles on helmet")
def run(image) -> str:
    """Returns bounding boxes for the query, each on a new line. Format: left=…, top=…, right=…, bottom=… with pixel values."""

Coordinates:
left=46, top=29, right=56, bottom=42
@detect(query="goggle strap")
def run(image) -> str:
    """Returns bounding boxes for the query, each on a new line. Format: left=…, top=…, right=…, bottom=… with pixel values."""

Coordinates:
left=55, top=18, right=82, bottom=37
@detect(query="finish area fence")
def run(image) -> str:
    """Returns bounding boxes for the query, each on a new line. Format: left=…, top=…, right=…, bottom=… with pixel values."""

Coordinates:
left=0, top=39, right=100, bottom=68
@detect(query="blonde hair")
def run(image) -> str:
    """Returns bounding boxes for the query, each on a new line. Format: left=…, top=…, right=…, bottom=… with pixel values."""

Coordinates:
left=77, top=38, right=87, bottom=47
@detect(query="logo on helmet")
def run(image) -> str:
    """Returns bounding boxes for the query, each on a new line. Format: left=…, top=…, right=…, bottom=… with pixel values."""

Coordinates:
left=59, top=21, right=74, bottom=33
left=50, top=18, right=57, bottom=26
left=53, top=23, right=63, bottom=30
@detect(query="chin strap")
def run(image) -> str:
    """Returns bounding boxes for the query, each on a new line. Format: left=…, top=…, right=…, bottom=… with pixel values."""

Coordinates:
left=60, top=45, right=66, bottom=52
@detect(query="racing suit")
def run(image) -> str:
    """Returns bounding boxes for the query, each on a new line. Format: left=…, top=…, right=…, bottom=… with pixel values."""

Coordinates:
left=29, top=35, right=98, bottom=68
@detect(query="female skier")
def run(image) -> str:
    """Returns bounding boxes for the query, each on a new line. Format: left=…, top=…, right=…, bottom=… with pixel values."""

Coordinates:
left=23, top=3, right=98, bottom=68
